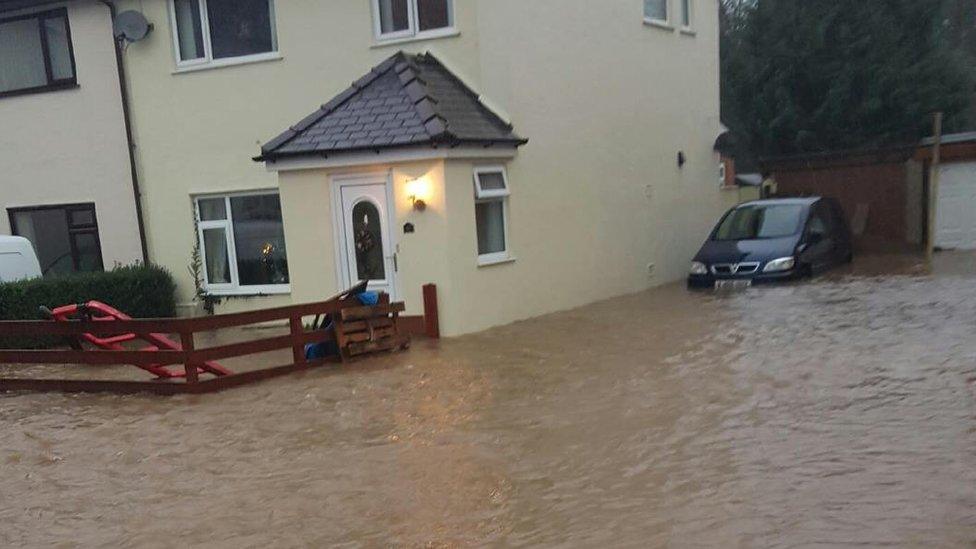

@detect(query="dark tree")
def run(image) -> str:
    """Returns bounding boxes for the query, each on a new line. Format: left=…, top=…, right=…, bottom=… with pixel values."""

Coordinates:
left=721, top=0, right=974, bottom=159
left=945, top=0, right=976, bottom=60
left=944, top=0, right=976, bottom=123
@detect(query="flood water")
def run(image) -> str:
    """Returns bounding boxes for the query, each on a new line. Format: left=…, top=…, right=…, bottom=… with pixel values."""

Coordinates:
left=2, top=254, right=975, bottom=547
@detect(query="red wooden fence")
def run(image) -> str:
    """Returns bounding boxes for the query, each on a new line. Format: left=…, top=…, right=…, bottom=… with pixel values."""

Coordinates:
left=0, top=284, right=439, bottom=396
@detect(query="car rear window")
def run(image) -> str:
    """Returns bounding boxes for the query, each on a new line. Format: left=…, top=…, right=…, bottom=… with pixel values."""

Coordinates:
left=712, top=204, right=804, bottom=241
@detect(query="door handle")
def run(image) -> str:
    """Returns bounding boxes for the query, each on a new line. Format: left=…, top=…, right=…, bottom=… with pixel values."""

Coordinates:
left=385, top=253, right=398, bottom=272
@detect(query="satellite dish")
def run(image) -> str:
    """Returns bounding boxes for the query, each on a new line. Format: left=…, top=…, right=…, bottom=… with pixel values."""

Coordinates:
left=113, top=10, right=153, bottom=43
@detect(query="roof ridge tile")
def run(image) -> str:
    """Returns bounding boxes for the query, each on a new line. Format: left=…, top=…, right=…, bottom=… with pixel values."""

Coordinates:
left=420, top=52, right=517, bottom=133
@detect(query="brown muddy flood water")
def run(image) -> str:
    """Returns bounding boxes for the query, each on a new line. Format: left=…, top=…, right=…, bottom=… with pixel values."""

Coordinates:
left=2, top=254, right=976, bottom=547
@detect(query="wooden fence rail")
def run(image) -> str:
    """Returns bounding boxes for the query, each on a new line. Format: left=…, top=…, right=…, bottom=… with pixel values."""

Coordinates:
left=0, top=284, right=439, bottom=396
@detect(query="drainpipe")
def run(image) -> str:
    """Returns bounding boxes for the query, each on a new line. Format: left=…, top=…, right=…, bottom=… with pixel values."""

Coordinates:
left=925, top=112, right=943, bottom=262
left=100, top=0, right=150, bottom=266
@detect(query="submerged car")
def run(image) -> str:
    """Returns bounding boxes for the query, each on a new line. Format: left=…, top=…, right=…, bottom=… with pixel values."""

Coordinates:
left=688, top=197, right=853, bottom=289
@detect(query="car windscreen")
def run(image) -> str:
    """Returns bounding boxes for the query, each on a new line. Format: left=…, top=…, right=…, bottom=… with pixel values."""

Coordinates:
left=712, top=204, right=804, bottom=241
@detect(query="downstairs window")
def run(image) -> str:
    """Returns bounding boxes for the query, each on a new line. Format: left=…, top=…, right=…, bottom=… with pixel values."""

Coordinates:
left=9, top=203, right=102, bottom=276
left=473, top=167, right=512, bottom=265
left=194, top=192, right=290, bottom=294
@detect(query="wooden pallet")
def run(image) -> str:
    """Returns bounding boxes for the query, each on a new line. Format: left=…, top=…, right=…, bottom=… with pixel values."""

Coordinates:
left=333, top=295, right=411, bottom=361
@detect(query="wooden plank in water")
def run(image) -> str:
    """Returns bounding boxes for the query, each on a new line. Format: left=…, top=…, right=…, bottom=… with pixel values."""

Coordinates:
left=340, top=318, right=393, bottom=334
left=346, top=336, right=409, bottom=356
left=344, top=326, right=397, bottom=343
left=340, top=303, right=405, bottom=322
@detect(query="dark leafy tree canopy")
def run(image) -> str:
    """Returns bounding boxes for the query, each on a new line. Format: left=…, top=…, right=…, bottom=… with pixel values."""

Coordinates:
left=721, top=0, right=975, bottom=159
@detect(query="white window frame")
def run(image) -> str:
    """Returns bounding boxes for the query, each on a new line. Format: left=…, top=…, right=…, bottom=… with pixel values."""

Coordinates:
left=194, top=191, right=290, bottom=296
left=167, top=0, right=279, bottom=70
left=679, top=0, right=694, bottom=32
left=643, top=0, right=671, bottom=28
left=371, top=0, right=456, bottom=43
left=473, top=166, right=513, bottom=266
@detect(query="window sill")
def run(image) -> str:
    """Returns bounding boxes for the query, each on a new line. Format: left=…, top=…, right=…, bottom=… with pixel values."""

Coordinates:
left=173, top=52, right=283, bottom=75
left=204, top=286, right=291, bottom=297
left=679, top=27, right=697, bottom=36
left=643, top=18, right=674, bottom=31
left=477, top=255, right=516, bottom=268
left=371, top=28, right=460, bottom=48
left=0, top=81, right=79, bottom=100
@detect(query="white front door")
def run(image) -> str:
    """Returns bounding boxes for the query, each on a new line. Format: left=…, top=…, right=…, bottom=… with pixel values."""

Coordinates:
left=334, top=175, right=398, bottom=299
left=936, top=163, right=976, bottom=250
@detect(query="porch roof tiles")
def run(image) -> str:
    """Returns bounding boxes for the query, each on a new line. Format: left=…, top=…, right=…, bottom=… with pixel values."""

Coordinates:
left=257, top=51, right=527, bottom=162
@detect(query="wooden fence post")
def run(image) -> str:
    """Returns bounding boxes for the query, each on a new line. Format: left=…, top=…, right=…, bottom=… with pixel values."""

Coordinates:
left=289, top=316, right=307, bottom=366
left=422, top=284, right=440, bottom=339
left=926, top=112, right=943, bottom=262
left=180, top=331, right=199, bottom=384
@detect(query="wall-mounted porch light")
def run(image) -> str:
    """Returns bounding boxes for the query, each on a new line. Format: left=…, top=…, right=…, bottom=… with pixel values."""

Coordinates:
left=407, top=177, right=430, bottom=212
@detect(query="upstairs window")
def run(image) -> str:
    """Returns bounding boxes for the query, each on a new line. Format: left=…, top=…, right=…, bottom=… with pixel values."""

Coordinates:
left=644, top=0, right=669, bottom=25
left=0, top=9, right=76, bottom=98
left=373, top=0, right=454, bottom=41
left=170, top=0, right=277, bottom=67
left=473, top=167, right=512, bottom=266
left=680, top=0, right=693, bottom=29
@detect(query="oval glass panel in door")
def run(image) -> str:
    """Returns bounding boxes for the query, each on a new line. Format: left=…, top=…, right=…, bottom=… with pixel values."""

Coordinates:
left=352, top=201, right=386, bottom=281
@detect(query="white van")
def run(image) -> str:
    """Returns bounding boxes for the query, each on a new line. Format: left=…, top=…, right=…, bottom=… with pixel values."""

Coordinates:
left=0, top=236, right=42, bottom=283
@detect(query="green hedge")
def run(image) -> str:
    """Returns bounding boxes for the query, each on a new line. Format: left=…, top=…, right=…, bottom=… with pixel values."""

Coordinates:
left=0, top=264, right=177, bottom=349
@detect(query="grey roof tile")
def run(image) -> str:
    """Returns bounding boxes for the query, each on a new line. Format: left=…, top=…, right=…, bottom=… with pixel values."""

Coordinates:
left=414, top=99, right=439, bottom=123
left=259, top=51, right=527, bottom=160
left=424, top=117, right=447, bottom=136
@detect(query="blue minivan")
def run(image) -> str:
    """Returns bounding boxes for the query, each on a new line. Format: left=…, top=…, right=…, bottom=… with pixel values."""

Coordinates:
left=688, top=197, right=853, bottom=289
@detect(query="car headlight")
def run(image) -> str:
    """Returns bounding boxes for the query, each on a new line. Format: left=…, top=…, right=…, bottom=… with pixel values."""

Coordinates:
left=689, top=261, right=708, bottom=275
left=763, top=257, right=796, bottom=273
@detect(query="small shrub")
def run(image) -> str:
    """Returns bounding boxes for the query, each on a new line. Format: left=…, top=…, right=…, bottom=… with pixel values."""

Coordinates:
left=0, top=264, right=177, bottom=349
